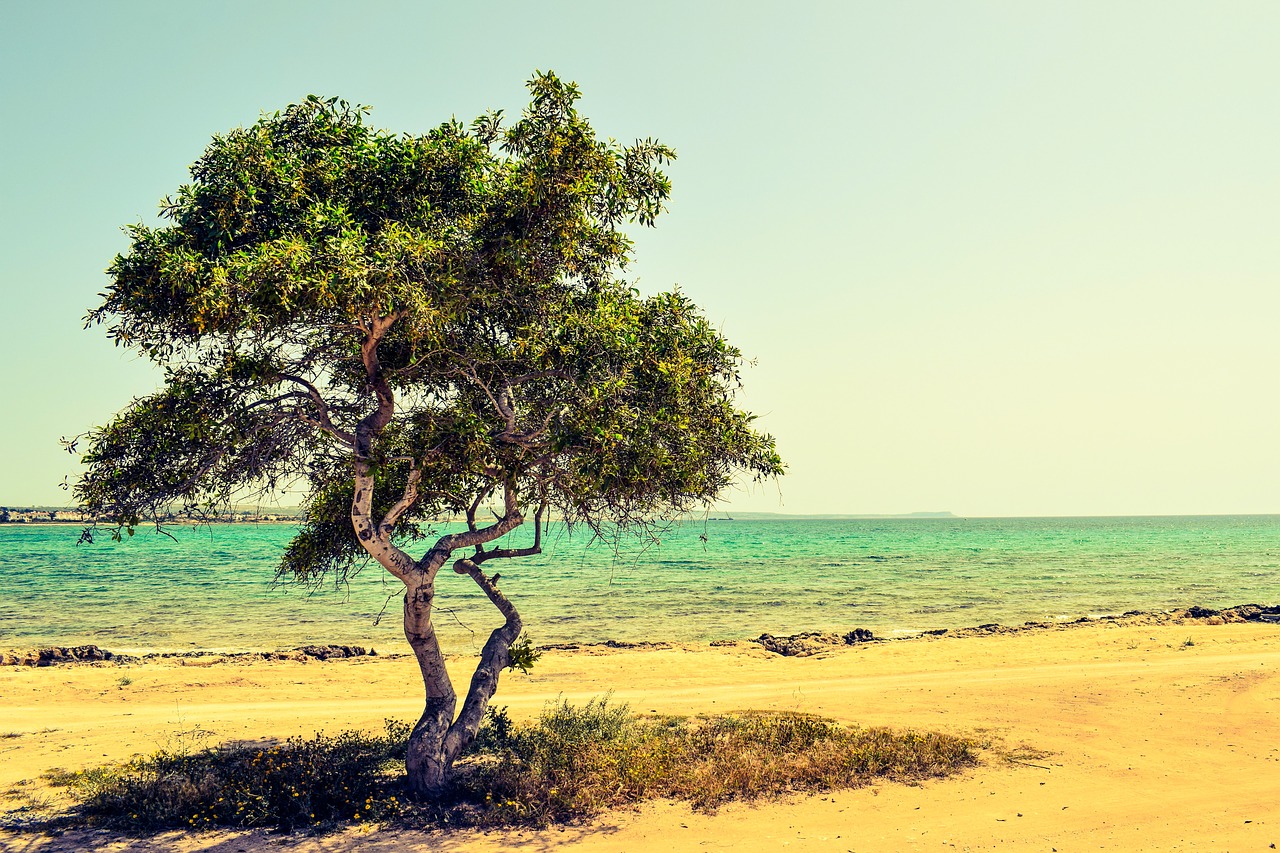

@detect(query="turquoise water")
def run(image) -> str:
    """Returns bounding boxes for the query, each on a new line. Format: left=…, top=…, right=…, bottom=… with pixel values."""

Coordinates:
left=1, top=517, right=1277, bottom=654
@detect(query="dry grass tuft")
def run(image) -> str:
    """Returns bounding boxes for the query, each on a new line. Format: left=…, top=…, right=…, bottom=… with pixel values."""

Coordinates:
left=456, top=697, right=978, bottom=825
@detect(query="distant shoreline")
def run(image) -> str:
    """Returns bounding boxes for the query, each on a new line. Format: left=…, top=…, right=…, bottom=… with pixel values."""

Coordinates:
left=5, top=603, right=1276, bottom=664
left=7, top=510, right=1280, bottom=522
left=0, top=519, right=303, bottom=526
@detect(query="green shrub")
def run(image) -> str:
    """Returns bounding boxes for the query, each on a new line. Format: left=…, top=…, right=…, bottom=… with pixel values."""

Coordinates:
left=52, top=722, right=409, bottom=832
left=452, top=696, right=978, bottom=825
left=37, top=700, right=978, bottom=833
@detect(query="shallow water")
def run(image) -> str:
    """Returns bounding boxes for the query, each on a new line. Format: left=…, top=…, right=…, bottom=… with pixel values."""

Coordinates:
left=1, top=516, right=1277, bottom=653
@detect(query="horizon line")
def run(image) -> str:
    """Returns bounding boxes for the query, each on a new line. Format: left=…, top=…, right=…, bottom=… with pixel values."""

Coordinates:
left=3, top=505, right=1279, bottom=522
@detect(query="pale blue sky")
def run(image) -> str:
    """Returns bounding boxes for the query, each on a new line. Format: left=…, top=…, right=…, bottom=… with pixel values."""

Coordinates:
left=3, top=1, right=1278, bottom=516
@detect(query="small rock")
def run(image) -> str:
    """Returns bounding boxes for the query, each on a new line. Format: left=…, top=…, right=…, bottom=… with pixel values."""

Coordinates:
left=294, top=645, right=368, bottom=660
left=2, top=645, right=120, bottom=667
left=753, top=632, right=840, bottom=657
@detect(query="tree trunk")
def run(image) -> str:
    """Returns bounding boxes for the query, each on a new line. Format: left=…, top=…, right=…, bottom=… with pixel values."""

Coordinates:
left=402, top=576, right=457, bottom=796
left=399, top=563, right=524, bottom=797
left=345, top=322, right=533, bottom=796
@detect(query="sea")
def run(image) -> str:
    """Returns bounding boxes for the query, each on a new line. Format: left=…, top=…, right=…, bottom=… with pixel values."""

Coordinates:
left=1, top=516, right=1277, bottom=655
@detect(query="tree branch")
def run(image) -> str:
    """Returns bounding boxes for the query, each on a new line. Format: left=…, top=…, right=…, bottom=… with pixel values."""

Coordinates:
left=471, top=503, right=544, bottom=564
left=461, top=366, right=515, bottom=433
left=432, top=479, right=523, bottom=557
left=379, top=460, right=422, bottom=536
left=275, top=373, right=356, bottom=446
left=240, top=391, right=310, bottom=415
left=348, top=311, right=418, bottom=583
left=465, top=487, right=490, bottom=534
left=451, top=557, right=521, bottom=622
left=442, top=554, right=524, bottom=763
left=351, top=472, right=417, bottom=583
left=354, top=312, right=402, bottom=458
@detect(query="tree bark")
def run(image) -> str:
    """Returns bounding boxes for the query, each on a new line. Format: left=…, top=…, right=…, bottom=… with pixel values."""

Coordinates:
left=355, top=475, right=528, bottom=797
left=397, top=555, right=525, bottom=797
left=401, top=571, right=458, bottom=795
left=444, top=558, right=524, bottom=760
left=347, top=316, right=531, bottom=796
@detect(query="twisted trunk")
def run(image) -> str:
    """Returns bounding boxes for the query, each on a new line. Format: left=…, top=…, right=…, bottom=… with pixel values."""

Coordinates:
left=398, top=560, right=525, bottom=796
left=444, top=557, right=524, bottom=760
left=402, top=572, right=457, bottom=795
left=357, top=494, right=528, bottom=796
left=348, top=314, right=532, bottom=795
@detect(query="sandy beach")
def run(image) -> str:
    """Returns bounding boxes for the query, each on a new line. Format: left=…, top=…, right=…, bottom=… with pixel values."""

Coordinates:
left=2, top=617, right=1278, bottom=852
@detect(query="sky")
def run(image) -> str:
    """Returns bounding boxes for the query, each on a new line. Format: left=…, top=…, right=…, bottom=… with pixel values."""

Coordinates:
left=2, top=1, right=1279, bottom=517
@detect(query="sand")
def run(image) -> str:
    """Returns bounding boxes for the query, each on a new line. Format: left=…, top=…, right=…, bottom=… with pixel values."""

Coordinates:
left=1, top=620, right=1278, bottom=851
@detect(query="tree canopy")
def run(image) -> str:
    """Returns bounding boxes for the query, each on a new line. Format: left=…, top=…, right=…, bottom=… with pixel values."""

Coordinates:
left=81, top=73, right=779, bottom=561
left=76, top=72, right=782, bottom=793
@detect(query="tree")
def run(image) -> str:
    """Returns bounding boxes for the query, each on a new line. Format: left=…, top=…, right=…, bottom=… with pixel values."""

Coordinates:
left=76, top=72, right=782, bottom=795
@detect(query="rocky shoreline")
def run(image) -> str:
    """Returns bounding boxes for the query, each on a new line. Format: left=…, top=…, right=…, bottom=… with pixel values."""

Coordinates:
left=751, top=603, right=1280, bottom=656
left=4, top=604, right=1278, bottom=666
left=0, top=643, right=376, bottom=667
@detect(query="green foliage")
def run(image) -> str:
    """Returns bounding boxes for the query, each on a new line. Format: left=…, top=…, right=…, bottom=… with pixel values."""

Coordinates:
left=77, top=70, right=781, bottom=582
left=52, top=723, right=409, bottom=832
left=505, top=634, right=540, bottom=674
left=456, top=697, right=979, bottom=825
left=38, top=702, right=976, bottom=834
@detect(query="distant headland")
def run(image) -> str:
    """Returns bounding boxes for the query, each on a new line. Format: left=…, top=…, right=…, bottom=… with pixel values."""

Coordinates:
left=0, top=506, right=957, bottom=525
left=719, top=511, right=958, bottom=520
left=0, top=506, right=303, bottom=524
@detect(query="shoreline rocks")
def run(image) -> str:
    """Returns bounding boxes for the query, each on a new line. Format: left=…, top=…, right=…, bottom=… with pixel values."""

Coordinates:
left=749, top=603, right=1280, bottom=655
left=0, top=643, right=377, bottom=667
left=0, top=645, right=127, bottom=667
left=537, top=639, right=672, bottom=652
left=754, top=628, right=877, bottom=657
left=5, top=604, right=1277, bottom=665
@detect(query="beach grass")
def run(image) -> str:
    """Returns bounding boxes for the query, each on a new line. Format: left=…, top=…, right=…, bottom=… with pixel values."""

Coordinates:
left=28, top=697, right=978, bottom=833
left=460, top=697, right=979, bottom=826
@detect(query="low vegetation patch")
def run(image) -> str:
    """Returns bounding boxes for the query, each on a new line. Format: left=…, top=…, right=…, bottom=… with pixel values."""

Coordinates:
left=43, top=726, right=408, bottom=832
left=27, top=698, right=977, bottom=833
left=461, top=697, right=977, bottom=825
